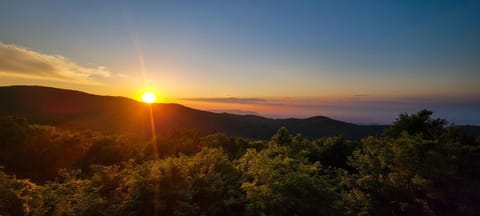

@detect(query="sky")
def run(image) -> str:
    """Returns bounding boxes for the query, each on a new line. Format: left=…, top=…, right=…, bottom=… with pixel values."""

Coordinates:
left=0, top=0, right=479, bottom=124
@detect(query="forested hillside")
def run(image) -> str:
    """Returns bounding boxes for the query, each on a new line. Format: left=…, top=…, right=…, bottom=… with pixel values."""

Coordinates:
left=0, top=110, right=479, bottom=215
left=0, top=86, right=385, bottom=140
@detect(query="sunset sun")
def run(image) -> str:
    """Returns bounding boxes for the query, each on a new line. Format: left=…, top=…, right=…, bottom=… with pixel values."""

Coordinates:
left=141, top=92, right=156, bottom=103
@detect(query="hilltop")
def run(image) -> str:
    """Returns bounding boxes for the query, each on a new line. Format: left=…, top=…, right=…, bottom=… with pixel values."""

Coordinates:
left=0, top=85, right=385, bottom=139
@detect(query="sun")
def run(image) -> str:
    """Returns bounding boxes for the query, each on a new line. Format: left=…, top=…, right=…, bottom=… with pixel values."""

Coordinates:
left=141, top=92, right=157, bottom=103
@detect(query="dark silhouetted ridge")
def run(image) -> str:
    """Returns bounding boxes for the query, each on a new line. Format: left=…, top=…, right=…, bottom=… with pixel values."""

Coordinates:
left=0, top=85, right=388, bottom=139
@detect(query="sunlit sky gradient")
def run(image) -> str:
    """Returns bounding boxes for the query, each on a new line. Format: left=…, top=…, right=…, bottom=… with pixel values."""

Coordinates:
left=1, top=0, right=479, bottom=124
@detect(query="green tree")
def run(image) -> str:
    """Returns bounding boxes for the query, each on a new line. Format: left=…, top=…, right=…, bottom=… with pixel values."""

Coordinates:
left=238, top=135, right=344, bottom=215
left=346, top=132, right=480, bottom=215
left=384, top=109, right=447, bottom=139
left=127, top=148, right=244, bottom=216
left=0, top=168, right=35, bottom=216
left=314, top=136, right=357, bottom=170
left=271, top=127, right=292, bottom=146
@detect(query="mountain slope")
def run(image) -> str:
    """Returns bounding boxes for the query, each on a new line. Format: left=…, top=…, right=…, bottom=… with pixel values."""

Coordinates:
left=0, top=86, right=385, bottom=139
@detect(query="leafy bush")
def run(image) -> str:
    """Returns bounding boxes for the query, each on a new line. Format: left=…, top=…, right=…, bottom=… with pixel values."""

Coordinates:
left=0, top=110, right=478, bottom=215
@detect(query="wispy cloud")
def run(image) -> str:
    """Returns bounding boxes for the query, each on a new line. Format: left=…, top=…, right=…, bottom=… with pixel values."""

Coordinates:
left=208, top=109, right=259, bottom=115
left=0, top=42, right=110, bottom=85
left=181, top=97, right=267, bottom=104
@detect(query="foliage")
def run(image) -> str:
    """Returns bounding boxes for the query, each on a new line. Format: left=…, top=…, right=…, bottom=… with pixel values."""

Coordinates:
left=384, top=109, right=448, bottom=139
left=344, top=111, right=480, bottom=215
left=0, top=110, right=478, bottom=215
left=238, top=145, right=343, bottom=215
left=0, top=167, right=36, bottom=215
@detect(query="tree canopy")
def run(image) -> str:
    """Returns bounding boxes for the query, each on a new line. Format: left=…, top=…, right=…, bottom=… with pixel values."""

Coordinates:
left=0, top=110, right=479, bottom=215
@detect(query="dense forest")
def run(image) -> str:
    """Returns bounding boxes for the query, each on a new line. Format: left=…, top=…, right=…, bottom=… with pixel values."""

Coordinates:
left=0, top=110, right=479, bottom=215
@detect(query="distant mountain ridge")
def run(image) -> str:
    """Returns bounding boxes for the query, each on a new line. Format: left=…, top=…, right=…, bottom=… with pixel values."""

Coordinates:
left=0, top=85, right=387, bottom=139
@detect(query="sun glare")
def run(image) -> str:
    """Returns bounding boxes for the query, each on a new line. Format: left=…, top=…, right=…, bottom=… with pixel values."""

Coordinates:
left=141, top=92, right=156, bottom=103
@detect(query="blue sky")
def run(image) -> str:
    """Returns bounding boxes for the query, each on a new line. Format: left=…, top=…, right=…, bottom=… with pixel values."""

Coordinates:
left=0, top=0, right=479, bottom=124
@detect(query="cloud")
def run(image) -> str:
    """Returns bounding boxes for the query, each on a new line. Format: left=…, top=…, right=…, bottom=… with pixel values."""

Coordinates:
left=0, top=42, right=110, bottom=85
left=208, top=109, right=259, bottom=115
left=181, top=97, right=267, bottom=104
